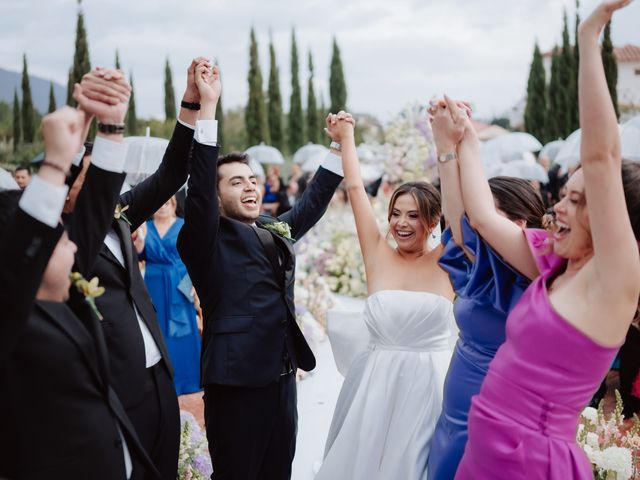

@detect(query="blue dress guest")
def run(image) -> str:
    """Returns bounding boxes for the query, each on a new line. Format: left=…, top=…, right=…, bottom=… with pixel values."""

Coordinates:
left=136, top=196, right=201, bottom=395
left=425, top=179, right=545, bottom=479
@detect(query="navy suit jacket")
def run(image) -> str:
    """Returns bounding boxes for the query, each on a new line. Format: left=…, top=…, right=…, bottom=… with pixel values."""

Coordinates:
left=178, top=141, right=342, bottom=387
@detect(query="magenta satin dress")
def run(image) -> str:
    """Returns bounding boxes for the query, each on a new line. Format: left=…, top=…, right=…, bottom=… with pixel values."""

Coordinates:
left=455, top=230, right=620, bottom=479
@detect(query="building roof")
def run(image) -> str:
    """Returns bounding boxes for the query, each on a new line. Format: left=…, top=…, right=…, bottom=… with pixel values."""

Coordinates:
left=543, top=44, right=640, bottom=63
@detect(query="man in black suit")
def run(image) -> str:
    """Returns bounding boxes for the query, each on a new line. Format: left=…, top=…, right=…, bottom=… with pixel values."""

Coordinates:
left=177, top=64, right=344, bottom=479
left=0, top=106, right=159, bottom=479
left=70, top=58, right=211, bottom=479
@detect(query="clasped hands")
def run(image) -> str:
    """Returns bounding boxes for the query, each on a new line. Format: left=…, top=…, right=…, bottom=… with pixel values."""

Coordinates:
left=429, top=96, right=474, bottom=154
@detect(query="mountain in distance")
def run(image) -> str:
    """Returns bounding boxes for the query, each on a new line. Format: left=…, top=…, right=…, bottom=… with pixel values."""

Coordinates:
left=0, top=67, right=67, bottom=114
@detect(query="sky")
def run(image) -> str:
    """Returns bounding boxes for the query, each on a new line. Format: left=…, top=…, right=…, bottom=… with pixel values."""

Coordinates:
left=1, top=0, right=639, bottom=122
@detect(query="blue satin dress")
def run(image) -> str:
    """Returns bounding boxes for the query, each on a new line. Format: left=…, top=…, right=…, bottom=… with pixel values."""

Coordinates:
left=427, top=217, right=530, bottom=479
left=141, top=218, right=202, bottom=395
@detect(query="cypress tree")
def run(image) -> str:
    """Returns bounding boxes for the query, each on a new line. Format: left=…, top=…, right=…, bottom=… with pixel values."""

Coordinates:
left=267, top=38, right=284, bottom=152
left=602, top=21, right=619, bottom=119
left=115, top=49, right=121, bottom=69
left=318, top=93, right=327, bottom=143
left=245, top=28, right=269, bottom=146
left=126, top=72, right=137, bottom=136
left=21, top=54, right=36, bottom=143
left=524, top=43, right=547, bottom=142
left=288, top=29, right=304, bottom=153
left=329, top=37, right=347, bottom=113
left=164, top=58, right=176, bottom=121
left=545, top=49, right=562, bottom=141
left=12, top=88, right=20, bottom=152
left=559, top=10, right=575, bottom=137
left=215, top=60, right=225, bottom=151
left=67, top=0, right=91, bottom=106
left=307, top=51, right=319, bottom=144
left=571, top=0, right=581, bottom=131
left=48, top=81, right=57, bottom=113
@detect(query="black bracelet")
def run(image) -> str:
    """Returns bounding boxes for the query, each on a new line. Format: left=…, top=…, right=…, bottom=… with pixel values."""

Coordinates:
left=41, top=160, right=69, bottom=176
left=181, top=100, right=201, bottom=111
left=97, top=122, right=125, bottom=134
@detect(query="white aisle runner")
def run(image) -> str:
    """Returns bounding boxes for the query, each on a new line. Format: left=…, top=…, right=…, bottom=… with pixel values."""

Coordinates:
left=292, top=337, right=345, bottom=480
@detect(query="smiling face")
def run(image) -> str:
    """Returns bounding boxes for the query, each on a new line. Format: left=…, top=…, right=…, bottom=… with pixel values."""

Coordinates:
left=552, top=169, right=593, bottom=260
left=389, top=193, right=430, bottom=254
left=217, top=161, right=262, bottom=223
left=154, top=196, right=177, bottom=220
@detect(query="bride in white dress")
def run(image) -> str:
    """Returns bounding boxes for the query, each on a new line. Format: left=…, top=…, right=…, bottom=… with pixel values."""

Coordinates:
left=316, top=112, right=455, bottom=480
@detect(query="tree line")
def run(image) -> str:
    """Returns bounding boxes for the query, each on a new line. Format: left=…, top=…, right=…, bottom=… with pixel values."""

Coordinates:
left=524, top=0, right=619, bottom=144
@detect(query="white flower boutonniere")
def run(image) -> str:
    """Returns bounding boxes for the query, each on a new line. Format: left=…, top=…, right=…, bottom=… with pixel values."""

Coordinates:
left=70, top=272, right=106, bottom=320
left=114, top=204, right=132, bottom=227
left=263, top=221, right=295, bottom=242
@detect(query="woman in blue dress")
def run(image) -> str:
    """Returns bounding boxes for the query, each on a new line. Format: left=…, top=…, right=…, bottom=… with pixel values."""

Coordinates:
left=427, top=100, right=547, bottom=479
left=136, top=196, right=202, bottom=395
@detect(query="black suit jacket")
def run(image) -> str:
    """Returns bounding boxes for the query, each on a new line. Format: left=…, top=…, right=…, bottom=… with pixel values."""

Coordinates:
left=86, top=121, right=192, bottom=408
left=0, top=203, right=159, bottom=478
left=178, top=141, right=342, bottom=387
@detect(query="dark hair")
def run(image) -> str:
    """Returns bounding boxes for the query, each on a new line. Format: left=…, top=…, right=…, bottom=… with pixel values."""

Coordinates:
left=14, top=166, right=31, bottom=175
left=622, top=160, right=640, bottom=240
left=488, top=176, right=546, bottom=228
left=0, top=190, right=23, bottom=240
left=216, top=152, right=251, bottom=184
left=388, top=181, right=442, bottom=233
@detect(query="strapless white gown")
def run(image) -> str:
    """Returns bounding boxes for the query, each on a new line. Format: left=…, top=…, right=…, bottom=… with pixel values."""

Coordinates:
left=316, top=290, right=455, bottom=480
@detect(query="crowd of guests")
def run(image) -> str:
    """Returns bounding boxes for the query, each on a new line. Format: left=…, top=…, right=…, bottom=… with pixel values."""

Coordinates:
left=1, top=2, right=639, bottom=479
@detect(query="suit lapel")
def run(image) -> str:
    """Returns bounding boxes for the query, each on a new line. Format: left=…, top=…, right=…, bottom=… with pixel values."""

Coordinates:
left=113, top=219, right=135, bottom=282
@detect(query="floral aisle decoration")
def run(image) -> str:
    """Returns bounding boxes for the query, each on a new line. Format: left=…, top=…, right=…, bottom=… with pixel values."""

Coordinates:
left=382, top=104, right=438, bottom=185
left=177, top=411, right=212, bottom=480
left=577, top=392, right=640, bottom=480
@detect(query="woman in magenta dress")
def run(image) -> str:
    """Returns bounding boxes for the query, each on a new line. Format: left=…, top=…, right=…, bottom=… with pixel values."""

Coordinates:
left=433, top=2, right=640, bottom=478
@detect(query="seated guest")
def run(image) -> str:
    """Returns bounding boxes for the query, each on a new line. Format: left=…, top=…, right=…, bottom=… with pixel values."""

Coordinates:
left=13, top=165, right=31, bottom=189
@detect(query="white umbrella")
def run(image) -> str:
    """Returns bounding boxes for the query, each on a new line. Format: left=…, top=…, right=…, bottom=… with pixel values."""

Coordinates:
left=248, top=158, right=265, bottom=179
left=0, top=167, right=19, bottom=190
left=539, top=140, right=565, bottom=163
left=293, top=144, right=328, bottom=164
left=477, top=124, right=509, bottom=141
left=485, top=159, right=549, bottom=183
left=360, top=164, right=384, bottom=183
left=621, top=116, right=640, bottom=161
left=123, top=128, right=170, bottom=185
left=555, top=125, right=625, bottom=171
left=245, top=144, right=285, bottom=165
left=301, top=152, right=325, bottom=173
left=483, top=132, right=543, bottom=162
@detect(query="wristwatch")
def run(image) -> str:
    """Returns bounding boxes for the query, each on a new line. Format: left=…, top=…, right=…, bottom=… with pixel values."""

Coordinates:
left=437, top=152, right=457, bottom=163
left=329, top=141, right=342, bottom=152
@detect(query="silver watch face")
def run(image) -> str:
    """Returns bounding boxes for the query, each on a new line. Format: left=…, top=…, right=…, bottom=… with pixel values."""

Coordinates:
left=438, top=153, right=456, bottom=163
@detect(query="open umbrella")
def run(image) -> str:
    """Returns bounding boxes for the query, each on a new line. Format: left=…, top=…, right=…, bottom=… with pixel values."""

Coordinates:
left=482, top=132, right=543, bottom=162
left=245, top=144, right=285, bottom=165
left=301, top=152, right=325, bottom=173
left=485, top=160, right=549, bottom=183
left=621, top=116, right=640, bottom=161
left=293, top=144, right=328, bottom=164
left=555, top=125, right=625, bottom=171
left=539, top=140, right=565, bottom=163
left=248, top=158, right=265, bottom=179
left=477, top=124, right=509, bottom=141
left=122, top=128, right=170, bottom=185
left=0, top=167, right=19, bottom=190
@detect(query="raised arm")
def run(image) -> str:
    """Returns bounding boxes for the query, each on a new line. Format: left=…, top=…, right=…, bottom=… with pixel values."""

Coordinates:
left=119, top=58, right=212, bottom=229
left=325, top=112, right=383, bottom=264
left=451, top=97, right=539, bottom=279
left=177, top=63, right=221, bottom=270
left=578, top=1, right=640, bottom=308
left=429, top=99, right=467, bottom=246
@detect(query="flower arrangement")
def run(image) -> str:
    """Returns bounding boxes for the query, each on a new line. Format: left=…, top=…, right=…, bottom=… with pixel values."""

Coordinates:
left=382, top=104, right=438, bottom=185
left=263, top=221, right=294, bottom=241
left=177, top=411, right=213, bottom=480
left=70, top=272, right=105, bottom=320
left=114, top=203, right=131, bottom=226
left=577, top=392, right=640, bottom=479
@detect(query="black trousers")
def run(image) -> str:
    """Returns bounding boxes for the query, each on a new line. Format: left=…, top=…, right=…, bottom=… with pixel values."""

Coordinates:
left=128, top=362, right=180, bottom=480
left=204, top=372, right=297, bottom=480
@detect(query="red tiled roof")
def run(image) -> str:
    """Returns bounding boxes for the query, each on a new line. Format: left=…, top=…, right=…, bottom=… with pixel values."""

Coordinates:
left=615, top=45, right=640, bottom=62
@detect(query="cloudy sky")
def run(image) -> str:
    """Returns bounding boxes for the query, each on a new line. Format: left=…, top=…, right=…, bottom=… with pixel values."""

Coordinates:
left=2, top=0, right=638, bottom=122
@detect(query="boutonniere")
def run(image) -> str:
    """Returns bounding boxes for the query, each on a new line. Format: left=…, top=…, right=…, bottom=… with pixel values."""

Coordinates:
left=70, top=272, right=106, bottom=320
left=114, top=204, right=132, bottom=227
left=263, top=221, right=295, bottom=242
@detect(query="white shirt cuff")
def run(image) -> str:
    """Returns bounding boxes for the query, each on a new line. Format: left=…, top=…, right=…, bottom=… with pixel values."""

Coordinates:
left=18, top=175, right=68, bottom=228
left=321, top=152, right=344, bottom=177
left=177, top=118, right=195, bottom=130
left=194, top=120, right=218, bottom=146
left=91, top=136, right=127, bottom=173
left=72, top=146, right=86, bottom=167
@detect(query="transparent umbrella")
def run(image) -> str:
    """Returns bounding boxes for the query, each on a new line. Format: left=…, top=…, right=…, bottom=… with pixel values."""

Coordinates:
left=0, top=167, right=19, bottom=190
left=123, top=128, right=170, bottom=186
left=245, top=144, right=285, bottom=165
left=482, top=132, right=543, bottom=162
left=621, top=116, right=640, bottom=161
left=293, top=144, right=328, bottom=164
left=248, top=158, right=265, bottom=180
left=485, top=160, right=549, bottom=183
left=555, top=125, right=624, bottom=171
left=539, top=140, right=565, bottom=163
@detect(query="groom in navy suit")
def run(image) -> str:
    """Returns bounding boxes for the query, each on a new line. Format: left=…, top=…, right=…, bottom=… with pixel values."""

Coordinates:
left=177, top=64, right=344, bottom=479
